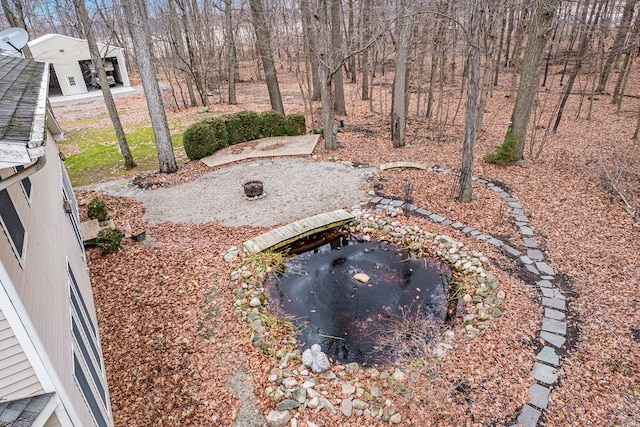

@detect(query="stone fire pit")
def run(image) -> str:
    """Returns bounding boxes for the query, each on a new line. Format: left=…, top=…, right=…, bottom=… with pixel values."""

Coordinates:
left=244, top=180, right=264, bottom=199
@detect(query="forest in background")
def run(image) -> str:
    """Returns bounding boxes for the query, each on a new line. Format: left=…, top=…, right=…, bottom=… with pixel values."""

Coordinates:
left=2, top=0, right=639, bottom=215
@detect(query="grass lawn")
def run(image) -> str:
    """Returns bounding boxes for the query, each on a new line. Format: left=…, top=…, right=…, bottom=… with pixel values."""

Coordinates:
left=59, top=124, right=189, bottom=187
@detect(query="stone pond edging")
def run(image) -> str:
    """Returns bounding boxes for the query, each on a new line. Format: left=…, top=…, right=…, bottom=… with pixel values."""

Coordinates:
left=226, top=213, right=506, bottom=426
left=367, top=165, right=566, bottom=427
left=222, top=164, right=566, bottom=426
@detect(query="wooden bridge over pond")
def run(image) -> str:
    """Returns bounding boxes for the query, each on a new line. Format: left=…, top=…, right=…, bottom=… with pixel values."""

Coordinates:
left=242, top=209, right=355, bottom=254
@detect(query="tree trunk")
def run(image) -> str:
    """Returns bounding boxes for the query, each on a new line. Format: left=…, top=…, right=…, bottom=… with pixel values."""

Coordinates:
left=541, top=23, right=559, bottom=87
left=331, top=0, right=347, bottom=115
left=121, top=0, right=177, bottom=173
left=347, top=0, right=357, bottom=83
left=596, top=0, right=636, bottom=93
left=476, top=2, right=496, bottom=132
left=494, top=13, right=506, bottom=86
left=553, top=0, right=605, bottom=133
left=390, top=0, right=415, bottom=148
left=613, top=12, right=640, bottom=104
left=504, top=5, right=515, bottom=66
left=492, top=0, right=559, bottom=163
left=459, top=0, right=482, bottom=203
left=168, top=0, right=197, bottom=108
left=318, top=0, right=337, bottom=149
left=72, top=0, right=136, bottom=168
left=249, top=0, right=285, bottom=114
left=427, top=3, right=446, bottom=120
left=225, top=0, right=237, bottom=104
left=508, top=0, right=532, bottom=98
left=300, top=0, right=321, bottom=101
left=360, top=0, right=372, bottom=101
left=633, top=104, right=640, bottom=141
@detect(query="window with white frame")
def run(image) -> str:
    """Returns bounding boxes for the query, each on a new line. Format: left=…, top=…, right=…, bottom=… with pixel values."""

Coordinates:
left=69, top=265, right=109, bottom=427
left=14, top=165, right=32, bottom=202
left=0, top=185, right=26, bottom=264
left=61, top=165, right=84, bottom=256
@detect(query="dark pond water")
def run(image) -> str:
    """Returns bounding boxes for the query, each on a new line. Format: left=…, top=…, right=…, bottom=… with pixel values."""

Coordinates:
left=266, top=235, right=451, bottom=365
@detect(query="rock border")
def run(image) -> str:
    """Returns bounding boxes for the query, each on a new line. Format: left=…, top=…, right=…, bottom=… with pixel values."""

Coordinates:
left=369, top=165, right=566, bottom=427
left=225, top=212, right=506, bottom=426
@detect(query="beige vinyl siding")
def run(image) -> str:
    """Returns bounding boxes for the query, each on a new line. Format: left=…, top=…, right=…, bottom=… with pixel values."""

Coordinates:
left=0, top=310, right=43, bottom=401
left=0, top=134, right=113, bottom=425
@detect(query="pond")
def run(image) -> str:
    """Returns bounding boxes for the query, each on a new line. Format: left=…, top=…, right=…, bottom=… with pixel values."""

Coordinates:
left=266, top=233, right=452, bottom=365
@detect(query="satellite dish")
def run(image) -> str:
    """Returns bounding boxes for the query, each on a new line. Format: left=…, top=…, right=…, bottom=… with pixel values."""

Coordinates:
left=0, top=27, right=29, bottom=53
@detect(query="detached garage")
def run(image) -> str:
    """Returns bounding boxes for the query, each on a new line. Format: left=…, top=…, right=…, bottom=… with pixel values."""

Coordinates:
left=27, top=34, right=131, bottom=97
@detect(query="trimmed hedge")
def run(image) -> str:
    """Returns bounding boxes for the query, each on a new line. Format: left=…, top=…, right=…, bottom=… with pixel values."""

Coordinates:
left=235, top=110, right=262, bottom=141
left=182, top=110, right=307, bottom=160
left=204, top=117, right=229, bottom=148
left=260, top=110, right=286, bottom=137
left=183, top=121, right=219, bottom=160
left=224, top=113, right=245, bottom=143
left=284, top=113, right=306, bottom=136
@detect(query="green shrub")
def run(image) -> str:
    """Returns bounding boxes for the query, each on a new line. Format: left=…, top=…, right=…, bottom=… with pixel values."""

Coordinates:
left=484, top=132, right=519, bottom=165
left=96, top=227, right=124, bottom=255
left=236, top=110, right=262, bottom=141
left=284, top=113, right=306, bottom=136
left=184, top=110, right=303, bottom=159
left=87, top=198, right=109, bottom=222
left=259, top=110, right=286, bottom=137
left=204, top=117, right=230, bottom=148
left=182, top=121, right=219, bottom=160
left=224, top=112, right=245, bottom=145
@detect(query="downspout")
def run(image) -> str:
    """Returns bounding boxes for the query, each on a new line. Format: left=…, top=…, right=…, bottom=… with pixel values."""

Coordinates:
left=0, top=154, right=46, bottom=191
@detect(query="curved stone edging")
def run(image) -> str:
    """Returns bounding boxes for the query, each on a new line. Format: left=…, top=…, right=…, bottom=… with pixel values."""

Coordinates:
left=369, top=167, right=566, bottom=427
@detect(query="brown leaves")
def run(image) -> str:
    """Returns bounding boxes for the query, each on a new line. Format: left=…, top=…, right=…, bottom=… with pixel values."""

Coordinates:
left=75, top=69, right=640, bottom=426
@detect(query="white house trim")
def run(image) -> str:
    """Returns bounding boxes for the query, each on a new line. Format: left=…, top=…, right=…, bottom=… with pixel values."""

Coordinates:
left=0, top=261, right=80, bottom=426
left=31, top=393, right=57, bottom=427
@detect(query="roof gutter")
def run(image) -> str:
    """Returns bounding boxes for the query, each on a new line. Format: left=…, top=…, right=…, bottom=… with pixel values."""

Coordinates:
left=0, top=59, right=50, bottom=191
left=0, top=154, right=46, bottom=191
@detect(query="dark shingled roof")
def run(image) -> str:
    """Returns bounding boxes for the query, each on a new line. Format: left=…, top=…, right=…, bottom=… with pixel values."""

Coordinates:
left=0, top=55, right=45, bottom=143
left=0, top=392, right=54, bottom=426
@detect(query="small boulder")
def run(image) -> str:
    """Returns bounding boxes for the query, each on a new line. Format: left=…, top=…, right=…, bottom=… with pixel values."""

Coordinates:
left=307, top=396, right=320, bottom=409
left=340, top=398, right=353, bottom=417
left=392, top=370, right=407, bottom=382
left=302, top=344, right=330, bottom=373
left=353, top=273, right=370, bottom=283
left=266, top=410, right=290, bottom=427
left=276, top=399, right=300, bottom=411
left=390, top=413, right=402, bottom=424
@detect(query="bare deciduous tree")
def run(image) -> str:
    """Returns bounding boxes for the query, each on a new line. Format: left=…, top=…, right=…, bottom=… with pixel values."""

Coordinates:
left=390, top=0, right=416, bottom=148
left=72, top=0, right=136, bottom=168
left=249, top=0, right=285, bottom=114
left=485, top=0, right=560, bottom=164
left=459, top=0, right=482, bottom=202
left=121, top=0, right=177, bottom=173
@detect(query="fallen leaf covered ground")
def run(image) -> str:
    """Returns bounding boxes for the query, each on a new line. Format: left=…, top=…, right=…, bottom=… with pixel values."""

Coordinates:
left=67, top=68, right=640, bottom=426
